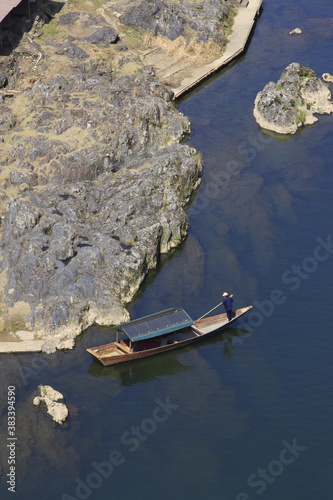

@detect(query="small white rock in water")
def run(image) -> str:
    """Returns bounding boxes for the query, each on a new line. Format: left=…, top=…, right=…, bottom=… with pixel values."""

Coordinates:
left=322, top=73, right=333, bottom=84
left=33, top=385, right=69, bottom=424
left=289, top=28, right=302, bottom=35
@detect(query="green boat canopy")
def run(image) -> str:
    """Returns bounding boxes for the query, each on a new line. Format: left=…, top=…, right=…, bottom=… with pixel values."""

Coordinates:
left=115, top=308, right=193, bottom=343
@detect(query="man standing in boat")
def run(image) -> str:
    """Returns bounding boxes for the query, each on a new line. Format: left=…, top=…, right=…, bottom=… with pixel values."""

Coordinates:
left=222, top=292, right=233, bottom=321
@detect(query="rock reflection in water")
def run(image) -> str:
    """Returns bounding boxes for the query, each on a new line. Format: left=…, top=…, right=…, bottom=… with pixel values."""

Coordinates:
left=128, top=233, right=205, bottom=316
left=184, top=116, right=329, bottom=301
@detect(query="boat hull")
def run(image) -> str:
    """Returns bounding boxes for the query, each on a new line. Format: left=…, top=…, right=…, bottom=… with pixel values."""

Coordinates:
left=87, top=306, right=252, bottom=367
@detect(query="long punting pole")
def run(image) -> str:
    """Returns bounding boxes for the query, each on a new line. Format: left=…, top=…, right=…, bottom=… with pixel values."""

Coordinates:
left=197, top=301, right=223, bottom=321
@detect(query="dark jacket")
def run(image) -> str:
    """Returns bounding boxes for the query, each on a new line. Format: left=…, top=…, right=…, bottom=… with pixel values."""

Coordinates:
left=222, top=296, right=233, bottom=311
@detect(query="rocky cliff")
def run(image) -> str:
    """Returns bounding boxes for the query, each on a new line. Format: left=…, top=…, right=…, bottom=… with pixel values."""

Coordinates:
left=0, top=0, right=240, bottom=351
left=0, top=65, right=201, bottom=352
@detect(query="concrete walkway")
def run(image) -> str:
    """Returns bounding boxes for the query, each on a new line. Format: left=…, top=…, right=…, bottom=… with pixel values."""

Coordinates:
left=172, top=0, right=262, bottom=98
left=0, top=330, right=44, bottom=353
left=141, top=0, right=262, bottom=99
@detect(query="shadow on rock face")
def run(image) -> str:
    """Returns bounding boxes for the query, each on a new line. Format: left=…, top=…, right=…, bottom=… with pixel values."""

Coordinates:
left=0, top=1, right=64, bottom=58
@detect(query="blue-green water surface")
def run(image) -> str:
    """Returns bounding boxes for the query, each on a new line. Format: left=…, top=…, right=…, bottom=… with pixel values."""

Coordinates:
left=1, top=1, right=332, bottom=499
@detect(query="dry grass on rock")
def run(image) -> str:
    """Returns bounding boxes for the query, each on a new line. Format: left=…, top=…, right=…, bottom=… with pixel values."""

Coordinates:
left=143, top=32, right=222, bottom=64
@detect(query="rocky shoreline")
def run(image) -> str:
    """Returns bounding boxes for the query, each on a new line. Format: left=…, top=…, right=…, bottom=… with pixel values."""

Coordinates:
left=0, top=0, right=246, bottom=352
left=1, top=2, right=330, bottom=354
left=0, top=64, right=201, bottom=353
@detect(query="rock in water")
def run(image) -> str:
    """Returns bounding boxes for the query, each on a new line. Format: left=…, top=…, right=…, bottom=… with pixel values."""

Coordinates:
left=289, top=28, right=302, bottom=35
left=33, top=385, right=69, bottom=424
left=322, top=73, right=333, bottom=84
left=253, top=63, right=333, bottom=134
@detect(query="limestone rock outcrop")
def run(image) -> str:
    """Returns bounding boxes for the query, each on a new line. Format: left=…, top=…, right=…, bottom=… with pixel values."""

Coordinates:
left=322, top=73, right=333, bottom=84
left=116, top=0, right=233, bottom=45
left=1, top=0, right=241, bottom=352
left=0, top=67, right=201, bottom=352
left=33, top=385, right=68, bottom=424
left=289, top=28, right=302, bottom=35
left=253, top=63, right=333, bottom=135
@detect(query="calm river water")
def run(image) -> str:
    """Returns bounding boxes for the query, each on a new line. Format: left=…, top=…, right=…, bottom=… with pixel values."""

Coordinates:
left=1, top=0, right=333, bottom=499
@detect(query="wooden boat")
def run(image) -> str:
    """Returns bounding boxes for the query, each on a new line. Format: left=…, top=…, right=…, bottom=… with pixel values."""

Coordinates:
left=87, top=305, right=252, bottom=366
